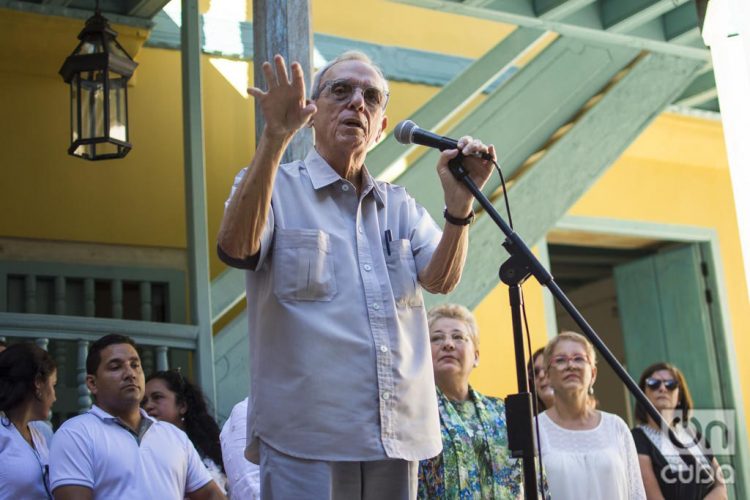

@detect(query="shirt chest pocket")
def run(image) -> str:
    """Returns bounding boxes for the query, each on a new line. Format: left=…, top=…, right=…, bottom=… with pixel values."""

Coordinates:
left=273, top=228, right=337, bottom=302
left=385, top=238, right=423, bottom=308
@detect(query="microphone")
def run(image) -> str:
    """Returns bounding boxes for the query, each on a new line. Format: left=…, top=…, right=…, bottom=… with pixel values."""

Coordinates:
left=393, top=120, right=494, bottom=160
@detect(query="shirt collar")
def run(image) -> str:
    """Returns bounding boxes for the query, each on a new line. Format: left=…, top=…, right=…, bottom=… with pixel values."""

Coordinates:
left=305, top=148, right=385, bottom=207
left=89, top=404, right=149, bottom=421
left=90, top=405, right=154, bottom=443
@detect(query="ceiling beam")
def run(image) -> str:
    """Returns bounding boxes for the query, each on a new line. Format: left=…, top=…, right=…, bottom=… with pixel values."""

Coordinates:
left=425, top=51, right=704, bottom=309
left=393, top=0, right=709, bottom=61
left=0, top=0, right=154, bottom=28
left=534, top=0, right=598, bottom=21
left=367, top=27, right=547, bottom=179
left=625, top=17, right=667, bottom=41
left=211, top=268, right=245, bottom=323
left=127, top=0, right=171, bottom=18
left=392, top=37, right=638, bottom=220
left=675, top=68, right=716, bottom=105
left=677, top=87, right=718, bottom=107
left=694, top=97, right=719, bottom=112
left=663, top=2, right=701, bottom=42
left=601, top=0, right=692, bottom=34
left=213, top=310, right=249, bottom=420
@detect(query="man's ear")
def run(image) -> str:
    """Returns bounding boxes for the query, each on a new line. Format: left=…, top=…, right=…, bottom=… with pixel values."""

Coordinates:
left=376, top=115, right=388, bottom=142
left=86, top=374, right=97, bottom=396
left=474, top=349, right=480, bottom=368
left=306, top=99, right=315, bottom=127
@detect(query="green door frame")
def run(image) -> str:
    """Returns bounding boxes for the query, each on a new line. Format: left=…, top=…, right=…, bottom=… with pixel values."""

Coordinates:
left=543, top=215, right=750, bottom=497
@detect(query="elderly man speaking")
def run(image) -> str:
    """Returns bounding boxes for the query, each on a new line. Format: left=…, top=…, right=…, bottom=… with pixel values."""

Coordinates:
left=217, top=51, right=495, bottom=500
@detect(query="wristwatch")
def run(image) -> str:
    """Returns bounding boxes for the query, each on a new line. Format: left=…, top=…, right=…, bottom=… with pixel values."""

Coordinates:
left=443, top=207, right=475, bottom=226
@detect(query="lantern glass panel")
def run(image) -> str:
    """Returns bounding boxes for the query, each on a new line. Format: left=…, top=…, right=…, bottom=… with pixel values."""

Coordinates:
left=80, top=71, right=105, bottom=141
left=70, top=75, right=80, bottom=143
left=107, top=39, right=129, bottom=60
left=108, top=74, right=127, bottom=142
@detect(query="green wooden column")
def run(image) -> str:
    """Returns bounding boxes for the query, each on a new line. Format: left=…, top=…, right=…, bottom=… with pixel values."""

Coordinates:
left=181, top=0, right=216, bottom=407
left=252, top=0, right=312, bottom=163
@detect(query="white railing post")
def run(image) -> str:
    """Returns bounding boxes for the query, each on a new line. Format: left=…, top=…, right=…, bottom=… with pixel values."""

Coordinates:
left=76, top=340, right=91, bottom=413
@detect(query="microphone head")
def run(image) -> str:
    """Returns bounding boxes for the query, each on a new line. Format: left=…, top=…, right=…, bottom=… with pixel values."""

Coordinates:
left=393, top=120, right=417, bottom=145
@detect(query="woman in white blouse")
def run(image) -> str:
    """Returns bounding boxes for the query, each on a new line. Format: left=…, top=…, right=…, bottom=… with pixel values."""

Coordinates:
left=536, top=331, right=646, bottom=500
left=0, top=343, right=57, bottom=500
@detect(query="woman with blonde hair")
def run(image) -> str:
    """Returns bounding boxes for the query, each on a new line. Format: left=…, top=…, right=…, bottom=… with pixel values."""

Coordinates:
left=418, top=303, right=527, bottom=499
left=537, top=331, right=645, bottom=499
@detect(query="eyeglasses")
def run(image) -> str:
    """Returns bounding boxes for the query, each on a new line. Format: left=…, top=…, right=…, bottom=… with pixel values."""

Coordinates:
left=550, top=354, right=589, bottom=369
left=430, top=333, right=472, bottom=345
left=645, top=377, right=679, bottom=391
left=317, top=78, right=389, bottom=110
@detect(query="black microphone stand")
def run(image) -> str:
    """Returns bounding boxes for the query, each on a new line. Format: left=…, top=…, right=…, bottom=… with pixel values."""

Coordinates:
left=446, top=154, right=709, bottom=499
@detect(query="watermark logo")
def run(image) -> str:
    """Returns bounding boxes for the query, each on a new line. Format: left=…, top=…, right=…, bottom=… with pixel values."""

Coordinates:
left=655, top=409, right=736, bottom=485
left=664, top=409, right=735, bottom=456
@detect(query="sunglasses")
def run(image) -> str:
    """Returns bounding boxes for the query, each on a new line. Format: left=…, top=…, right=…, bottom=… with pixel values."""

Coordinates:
left=317, top=78, right=390, bottom=110
left=645, top=377, right=678, bottom=391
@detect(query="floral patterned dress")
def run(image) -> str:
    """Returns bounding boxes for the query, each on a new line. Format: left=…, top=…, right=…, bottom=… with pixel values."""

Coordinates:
left=418, top=387, right=545, bottom=499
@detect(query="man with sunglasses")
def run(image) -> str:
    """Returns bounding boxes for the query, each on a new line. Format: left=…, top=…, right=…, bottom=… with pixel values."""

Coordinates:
left=218, top=51, right=495, bottom=499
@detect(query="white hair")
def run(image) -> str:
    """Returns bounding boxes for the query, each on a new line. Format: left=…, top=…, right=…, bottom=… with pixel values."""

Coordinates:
left=310, top=51, right=389, bottom=101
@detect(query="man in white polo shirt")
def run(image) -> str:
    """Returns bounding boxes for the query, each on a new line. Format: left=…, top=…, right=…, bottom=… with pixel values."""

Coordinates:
left=49, top=334, right=226, bottom=500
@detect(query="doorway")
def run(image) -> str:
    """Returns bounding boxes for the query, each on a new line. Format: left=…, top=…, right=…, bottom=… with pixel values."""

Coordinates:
left=545, top=216, right=748, bottom=499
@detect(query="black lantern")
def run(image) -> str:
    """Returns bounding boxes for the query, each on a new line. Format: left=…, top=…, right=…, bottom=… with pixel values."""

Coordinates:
left=59, top=9, right=138, bottom=160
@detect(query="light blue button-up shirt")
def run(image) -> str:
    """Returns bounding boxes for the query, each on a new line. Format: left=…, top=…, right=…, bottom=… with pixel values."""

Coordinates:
left=227, top=149, right=443, bottom=462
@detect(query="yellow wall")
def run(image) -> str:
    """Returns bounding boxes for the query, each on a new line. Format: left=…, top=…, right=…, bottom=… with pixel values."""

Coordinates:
left=467, top=249, right=551, bottom=398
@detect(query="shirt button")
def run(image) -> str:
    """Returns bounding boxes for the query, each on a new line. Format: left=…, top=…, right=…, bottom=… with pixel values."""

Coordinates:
left=382, top=391, right=391, bottom=400
left=358, top=226, right=363, bottom=233
left=341, top=184, right=350, bottom=192
left=363, top=264, right=372, bottom=272
left=372, top=303, right=380, bottom=310
left=380, top=345, right=388, bottom=353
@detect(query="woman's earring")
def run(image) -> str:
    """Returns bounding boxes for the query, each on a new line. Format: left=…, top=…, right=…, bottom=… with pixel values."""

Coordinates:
left=588, top=385, right=594, bottom=396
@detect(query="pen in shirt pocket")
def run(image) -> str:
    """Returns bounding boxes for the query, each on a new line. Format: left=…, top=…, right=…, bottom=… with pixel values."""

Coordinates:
left=384, top=229, right=392, bottom=256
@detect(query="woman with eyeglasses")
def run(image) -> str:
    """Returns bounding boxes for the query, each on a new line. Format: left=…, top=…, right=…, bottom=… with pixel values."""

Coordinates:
left=142, top=369, right=227, bottom=494
left=527, top=347, right=554, bottom=416
left=418, top=304, right=539, bottom=499
left=537, top=331, right=645, bottom=499
left=0, top=343, right=57, bottom=500
left=632, top=362, right=727, bottom=499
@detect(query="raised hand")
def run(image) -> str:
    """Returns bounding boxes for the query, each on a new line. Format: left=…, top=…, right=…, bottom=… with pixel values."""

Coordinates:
left=247, top=54, right=318, bottom=139
left=436, top=137, right=496, bottom=218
